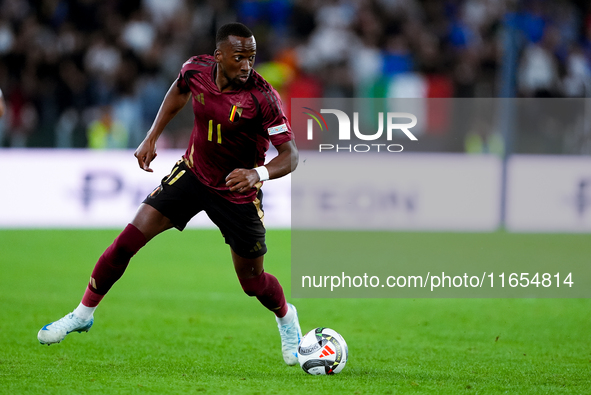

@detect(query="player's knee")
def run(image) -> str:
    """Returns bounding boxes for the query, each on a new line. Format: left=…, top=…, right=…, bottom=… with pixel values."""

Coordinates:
left=240, top=279, right=261, bottom=297
left=239, top=272, right=268, bottom=297
left=238, top=272, right=282, bottom=298
left=111, top=238, right=136, bottom=260
left=108, top=224, right=147, bottom=264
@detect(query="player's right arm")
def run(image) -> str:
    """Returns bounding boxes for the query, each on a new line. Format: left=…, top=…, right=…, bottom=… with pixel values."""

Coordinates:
left=135, top=82, right=191, bottom=172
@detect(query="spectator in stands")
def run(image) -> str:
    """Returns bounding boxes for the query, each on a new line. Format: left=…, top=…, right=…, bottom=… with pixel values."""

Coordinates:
left=87, top=105, right=129, bottom=149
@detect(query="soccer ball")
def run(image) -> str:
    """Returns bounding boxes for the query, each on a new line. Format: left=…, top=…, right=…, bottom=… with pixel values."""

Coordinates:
left=297, top=327, right=348, bottom=375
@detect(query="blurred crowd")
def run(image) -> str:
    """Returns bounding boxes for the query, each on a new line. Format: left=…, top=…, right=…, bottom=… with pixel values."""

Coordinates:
left=0, top=0, right=590, bottom=151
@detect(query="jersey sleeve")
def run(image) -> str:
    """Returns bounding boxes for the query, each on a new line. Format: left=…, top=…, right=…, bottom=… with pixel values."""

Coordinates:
left=260, top=86, right=293, bottom=146
left=176, top=58, right=194, bottom=94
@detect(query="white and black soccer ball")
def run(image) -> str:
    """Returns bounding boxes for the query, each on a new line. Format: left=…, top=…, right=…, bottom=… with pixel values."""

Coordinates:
left=297, top=327, right=348, bottom=375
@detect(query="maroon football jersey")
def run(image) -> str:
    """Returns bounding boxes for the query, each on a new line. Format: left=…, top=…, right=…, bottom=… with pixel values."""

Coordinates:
left=176, top=55, right=292, bottom=204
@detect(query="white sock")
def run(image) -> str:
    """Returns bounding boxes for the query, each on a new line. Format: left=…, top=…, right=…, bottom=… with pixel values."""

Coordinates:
left=276, top=304, right=295, bottom=326
left=73, top=303, right=96, bottom=321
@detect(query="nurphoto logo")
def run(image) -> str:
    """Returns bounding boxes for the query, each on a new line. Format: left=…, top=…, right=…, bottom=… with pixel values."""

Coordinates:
left=303, top=107, right=418, bottom=153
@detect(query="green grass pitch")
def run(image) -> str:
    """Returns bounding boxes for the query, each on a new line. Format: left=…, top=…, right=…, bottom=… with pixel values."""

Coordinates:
left=1, top=229, right=590, bottom=394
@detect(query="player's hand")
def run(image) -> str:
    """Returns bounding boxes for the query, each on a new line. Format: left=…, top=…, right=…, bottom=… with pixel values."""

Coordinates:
left=225, top=168, right=259, bottom=193
left=134, top=139, right=158, bottom=172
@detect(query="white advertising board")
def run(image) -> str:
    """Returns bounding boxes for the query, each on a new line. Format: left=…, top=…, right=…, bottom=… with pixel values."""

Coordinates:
left=506, top=155, right=591, bottom=232
left=0, top=149, right=291, bottom=228
left=4, top=150, right=588, bottom=232
left=292, top=152, right=503, bottom=231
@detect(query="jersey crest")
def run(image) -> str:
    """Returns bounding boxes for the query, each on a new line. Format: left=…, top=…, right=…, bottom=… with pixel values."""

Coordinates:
left=229, top=104, right=243, bottom=123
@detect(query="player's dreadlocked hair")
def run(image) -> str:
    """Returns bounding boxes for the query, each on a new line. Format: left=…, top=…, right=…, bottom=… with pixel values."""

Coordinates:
left=216, top=23, right=254, bottom=47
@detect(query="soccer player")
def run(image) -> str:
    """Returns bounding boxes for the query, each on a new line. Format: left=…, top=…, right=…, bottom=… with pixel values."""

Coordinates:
left=37, top=23, right=302, bottom=366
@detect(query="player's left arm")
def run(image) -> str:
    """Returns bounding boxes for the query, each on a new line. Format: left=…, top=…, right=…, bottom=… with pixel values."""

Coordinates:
left=225, top=139, right=298, bottom=193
